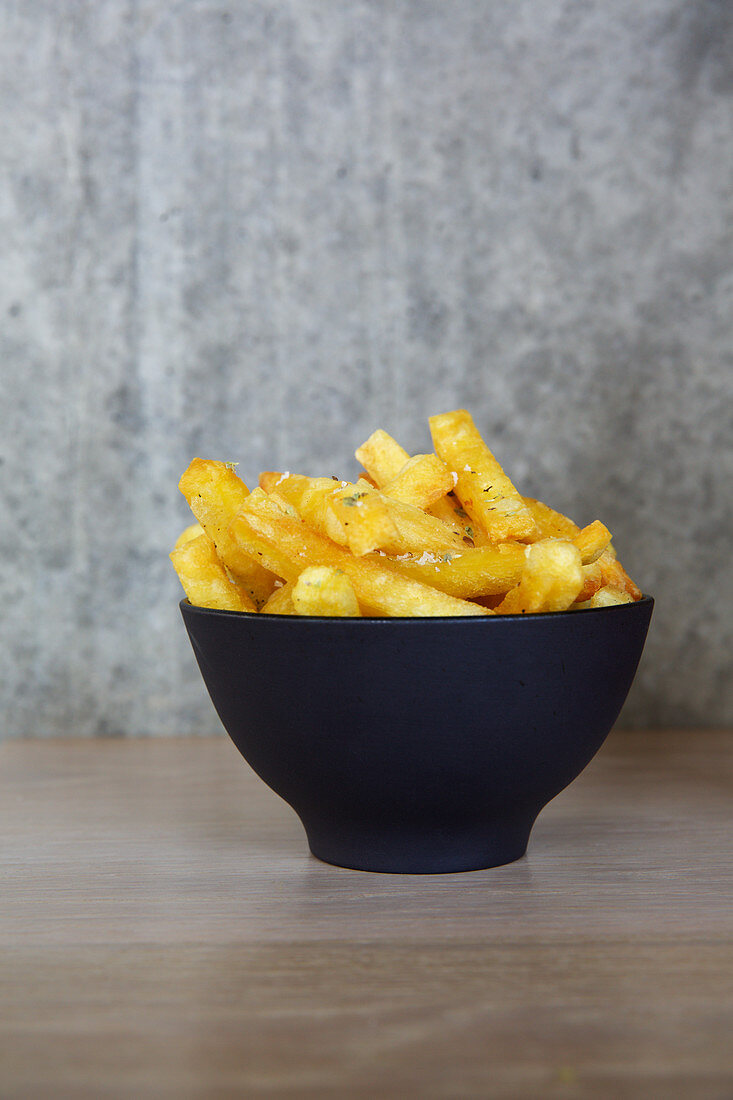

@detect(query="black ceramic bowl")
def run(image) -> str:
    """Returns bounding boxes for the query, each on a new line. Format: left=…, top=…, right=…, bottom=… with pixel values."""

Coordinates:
left=181, top=596, right=653, bottom=874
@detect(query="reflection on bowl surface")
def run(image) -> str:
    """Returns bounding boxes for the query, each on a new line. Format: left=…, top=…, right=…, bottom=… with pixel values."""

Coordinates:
left=181, top=596, right=653, bottom=873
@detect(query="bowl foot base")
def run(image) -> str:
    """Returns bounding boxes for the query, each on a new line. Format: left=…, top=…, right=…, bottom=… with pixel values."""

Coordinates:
left=305, top=817, right=535, bottom=874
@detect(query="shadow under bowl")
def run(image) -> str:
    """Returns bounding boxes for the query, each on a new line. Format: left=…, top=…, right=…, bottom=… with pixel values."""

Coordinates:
left=180, top=596, right=653, bottom=874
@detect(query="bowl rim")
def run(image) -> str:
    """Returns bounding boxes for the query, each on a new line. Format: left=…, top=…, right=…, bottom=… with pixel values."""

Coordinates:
left=179, top=594, right=654, bottom=624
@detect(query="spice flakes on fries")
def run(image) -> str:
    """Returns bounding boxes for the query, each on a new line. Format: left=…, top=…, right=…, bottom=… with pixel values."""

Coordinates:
left=171, top=409, right=642, bottom=617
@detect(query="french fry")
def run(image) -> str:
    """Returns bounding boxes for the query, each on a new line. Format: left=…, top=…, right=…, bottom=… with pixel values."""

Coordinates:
left=297, top=482, right=350, bottom=546
left=180, top=458, right=250, bottom=539
left=523, top=497, right=580, bottom=540
left=381, top=453, right=454, bottom=510
left=259, top=470, right=292, bottom=493
left=292, top=479, right=466, bottom=559
left=358, top=483, right=467, bottom=556
left=292, top=566, right=361, bottom=617
left=230, top=501, right=490, bottom=617
left=494, top=540, right=583, bottom=614
left=228, top=495, right=309, bottom=582
left=376, top=542, right=526, bottom=598
left=329, top=485, right=399, bottom=557
left=356, top=431, right=475, bottom=541
left=262, top=476, right=349, bottom=545
left=590, top=585, right=634, bottom=608
left=429, top=410, right=537, bottom=542
left=261, top=581, right=297, bottom=615
left=170, top=533, right=256, bottom=612
left=573, top=520, right=612, bottom=564
left=263, top=474, right=336, bottom=511
left=267, top=491, right=301, bottom=521
left=575, top=561, right=604, bottom=603
left=270, top=476, right=402, bottom=558
left=524, top=500, right=612, bottom=566
left=428, top=495, right=477, bottom=543
left=355, top=430, right=410, bottom=486
left=179, top=459, right=278, bottom=608
left=597, top=549, right=643, bottom=601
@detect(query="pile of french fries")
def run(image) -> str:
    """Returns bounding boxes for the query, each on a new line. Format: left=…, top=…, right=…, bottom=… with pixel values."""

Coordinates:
left=171, top=409, right=642, bottom=617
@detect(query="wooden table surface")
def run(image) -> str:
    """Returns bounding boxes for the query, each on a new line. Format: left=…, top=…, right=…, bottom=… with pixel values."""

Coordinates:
left=1, top=731, right=731, bottom=1099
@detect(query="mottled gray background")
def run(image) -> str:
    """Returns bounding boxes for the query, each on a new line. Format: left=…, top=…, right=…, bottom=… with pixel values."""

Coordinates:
left=1, top=0, right=731, bottom=739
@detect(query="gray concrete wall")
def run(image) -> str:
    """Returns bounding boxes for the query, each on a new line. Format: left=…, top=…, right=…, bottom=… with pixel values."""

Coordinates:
left=2, top=0, right=731, bottom=738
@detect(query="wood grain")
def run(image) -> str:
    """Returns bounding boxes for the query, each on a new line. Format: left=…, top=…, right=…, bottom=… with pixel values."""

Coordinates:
left=1, top=732, right=731, bottom=1097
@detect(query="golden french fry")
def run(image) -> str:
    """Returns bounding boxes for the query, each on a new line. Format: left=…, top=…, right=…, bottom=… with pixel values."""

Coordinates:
left=265, top=476, right=352, bottom=547
left=355, top=430, right=410, bottom=486
left=292, top=566, right=361, bottom=617
left=271, top=477, right=398, bottom=557
left=267, top=491, right=301, bottom=520
left=525, top=500, right=638, bottom=595
left=590, top=585, right=634, bottom=608
left=495, top=540, right=583, bottom=614
left=228, top=496, right=310, bottom=582
left=230, top=500, right=490, bottom=617
left=428, top=494, right=477, bottom=543
left=174, top=522, right=205, bottom=550
left=572, top=520, right=612, bottom=564
left=429, top=410, right=537, bottom=542
left=281, top=477, right=465, bottom=559
left=376, top=542, right=526, bottom=598
left=574, top=561, right=604, bottom=603
left=263, top=476, right=350, bottom=545
left=179, top=459, right=278, bottom=608
left=259, top=470, right=298, bottom=493
left=329, top=486, right=399, bottom=557
left=357, top=432, right=474, bottom=541
left=180, top=458, right=250, bottom=530
left=261, top=581, right=297, bottom=615
left=525, top=499, right=613, bottom=566
left=597, top=549, right=642, bottom=601
left=227, top=502, right=305, bottom=578
left=263, top=474, right=336, bottom=509
left=299, top=484, right=350, bottom=546
left=381, top=453, right=454, bottom=510
left=523, top=497, right=580, bottom=540
left=361, top=483, right=467, bottom=556
left=170, top=533, right=256, bottom=612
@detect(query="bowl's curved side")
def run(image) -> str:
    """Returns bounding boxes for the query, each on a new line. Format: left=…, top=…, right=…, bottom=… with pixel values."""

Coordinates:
left=180, top=599, right=653, bottom=872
